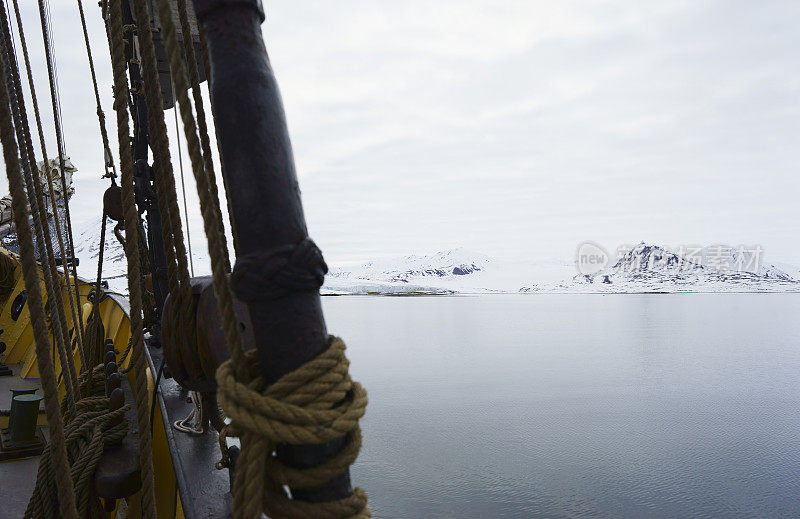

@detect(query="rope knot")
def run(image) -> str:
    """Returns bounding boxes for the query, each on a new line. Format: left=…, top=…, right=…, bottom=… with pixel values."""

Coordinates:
left=217, top=336, right=370, bottom=518
left=230, top=237, right=328, bottom=301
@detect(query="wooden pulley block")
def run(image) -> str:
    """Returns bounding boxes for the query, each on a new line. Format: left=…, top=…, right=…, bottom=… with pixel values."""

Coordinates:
left=103, top=184, right=124, bottom=223
left=161, top=276, right=255, bottom=392
left=161, top=280, right=209, bottom=392
left=195, top=276, right=256, bottom=373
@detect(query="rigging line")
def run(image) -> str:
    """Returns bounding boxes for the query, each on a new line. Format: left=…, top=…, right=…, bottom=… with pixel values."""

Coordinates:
left=153, top=0, right=246, bottom=375
left=2, top=0, right=15, bottom=63
left=0, top=31, right=78, bottom=519
left=198, top=29, right=239, bottom=259
left=106, top=0, right=157, bottom=512
left=175, top=2, right=231, bottom=273
left=43, top=0, right=63, bottom=149
left=42, top=0, right=67, bottom=162
left=76, top=0, right=116, bottom=178
left=0, top=0, right=80, bottom=407
left=173, top=99, right=194, bottom=276
left=9, top=0, right=86, bottom=366
left=130, top=0, right=200, bottom=386
left=37, top=0, right=84, bottom=347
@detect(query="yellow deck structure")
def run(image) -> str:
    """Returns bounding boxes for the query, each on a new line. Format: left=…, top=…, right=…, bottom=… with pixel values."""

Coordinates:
left=0, top=247, right=185, bottom=517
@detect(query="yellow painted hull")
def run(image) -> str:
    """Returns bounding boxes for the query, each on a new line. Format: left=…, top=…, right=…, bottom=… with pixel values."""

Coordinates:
left=0, top=247, right=184, bottom=518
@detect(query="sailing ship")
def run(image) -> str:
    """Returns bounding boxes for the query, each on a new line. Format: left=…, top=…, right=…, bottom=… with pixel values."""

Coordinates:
left=0, top=0, right=368, bottom=517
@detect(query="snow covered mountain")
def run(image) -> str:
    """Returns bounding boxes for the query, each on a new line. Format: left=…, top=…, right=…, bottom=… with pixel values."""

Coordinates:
left=552, top=242, right=800, bottom=293
left=325, top=248, right=495, bottom=294
left=70, top=217, right=800, bottom=295
left=72, top=217, right=129, bottom=294
left=325, top=248, right=581, bottom=294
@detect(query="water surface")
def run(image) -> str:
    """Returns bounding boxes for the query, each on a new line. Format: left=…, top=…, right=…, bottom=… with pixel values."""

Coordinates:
left=324, top=294, right=800, bottom=518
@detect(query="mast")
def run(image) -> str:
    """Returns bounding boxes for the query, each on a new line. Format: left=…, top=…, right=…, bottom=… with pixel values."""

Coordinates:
left=192, top=0, right=353, bottom=503
left=118, top=0, right=170, bottom=333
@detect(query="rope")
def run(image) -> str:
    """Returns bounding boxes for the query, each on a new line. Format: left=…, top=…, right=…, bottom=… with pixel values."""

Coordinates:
left=9, top=0, right=86, bottom=370
left=130, top=0, right=201, bottom=386
left=107, top=0, right=157, bottom=513
left=217, top=337, right=370, bottom=519
left=3, top=5, right=151, bottom=518
left=25, top=399, right=130, bottom=518
left=0, top=2, right=80, bottom=410
left=137, top=220, right=156, bottom=333
left=150, top=0, right=246, bottom=379
left=0, top=21, right=78, bottom=519
left=231, top=238, right=328, bottom=302
left=37, top=0, right=85, bottom=351
left=77, top=0, right=117, bottom=370
left=172, top=101, right=193, bottom=276
left=84, top=211, right=108, bottom=368
left=198, top=27, right=239, bottom=257
left=0, top=249, right=15, bottom=300
left=174, top=0, right=230, bottom=272
left=76, top=0, right=116, bottom=180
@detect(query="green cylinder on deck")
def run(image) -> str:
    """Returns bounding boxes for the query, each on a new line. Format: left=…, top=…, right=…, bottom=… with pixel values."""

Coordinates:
left=7, top=387, right=37, bottom=430
left=10, top=393, right=42, bottom=443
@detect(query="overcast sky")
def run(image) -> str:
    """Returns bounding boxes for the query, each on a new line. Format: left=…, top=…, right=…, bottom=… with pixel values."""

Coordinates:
left=1, top=0, right=799, bottom=266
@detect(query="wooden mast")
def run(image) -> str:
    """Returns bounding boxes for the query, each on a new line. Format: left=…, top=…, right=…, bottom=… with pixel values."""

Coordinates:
left=192, top=0, right=353, bottom=504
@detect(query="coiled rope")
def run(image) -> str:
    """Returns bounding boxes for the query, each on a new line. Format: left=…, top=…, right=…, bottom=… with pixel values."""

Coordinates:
left=25, top=399, right=130, bottom=518
left=0, top=250, right=15, bottom=300
left=83, top=209, right=107, bottom=370
left=217, top=337, right=369, bottom=519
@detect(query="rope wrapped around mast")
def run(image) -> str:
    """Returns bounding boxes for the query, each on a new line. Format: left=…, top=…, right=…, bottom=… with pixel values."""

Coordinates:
left=217, top=337, right=369, bottom=518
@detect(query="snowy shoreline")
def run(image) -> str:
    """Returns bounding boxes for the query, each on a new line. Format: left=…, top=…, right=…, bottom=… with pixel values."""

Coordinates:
left=72, top=217, right=800, bottom=297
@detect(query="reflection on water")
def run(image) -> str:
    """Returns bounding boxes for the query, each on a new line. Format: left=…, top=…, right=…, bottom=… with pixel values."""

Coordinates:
left=323, top=294, right=800, bottom=518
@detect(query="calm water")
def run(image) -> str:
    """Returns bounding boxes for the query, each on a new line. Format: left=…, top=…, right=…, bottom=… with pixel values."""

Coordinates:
left=323, top=294, right=800, bottom=518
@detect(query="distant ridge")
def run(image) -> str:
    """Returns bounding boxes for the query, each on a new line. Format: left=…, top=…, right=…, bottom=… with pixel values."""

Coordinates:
left=70, top=219, right=800, bottom=295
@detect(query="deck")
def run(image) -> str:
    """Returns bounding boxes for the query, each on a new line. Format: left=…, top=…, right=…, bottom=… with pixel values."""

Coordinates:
left=0, top=362, right=45, bottom=517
